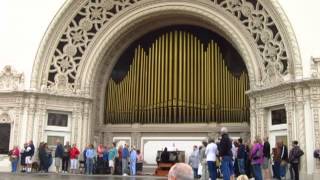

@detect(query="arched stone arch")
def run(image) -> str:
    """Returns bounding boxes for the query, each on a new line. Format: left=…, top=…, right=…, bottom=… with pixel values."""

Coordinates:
left=29, top=0, right=305, bottom=148
left=31, top=0, right=302, bottom=94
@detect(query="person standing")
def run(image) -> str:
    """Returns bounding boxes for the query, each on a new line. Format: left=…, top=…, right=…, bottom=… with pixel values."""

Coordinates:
left=189, top=145, right=200, bottom=178
left=85, top=144, right=95, bottom=175
left=108, top=142, right=118, bottom=174
left=54, top=139, right=64, bottom=173
left=279, top=140, right=289, bottom=179
left=219, top=127, right=234, bottom=180
left=62, top=141, right=71, bottom=173
left=237, top=138, right=246, bottom=175
left=200, top=141, right=209, bottom=180
left=70, top=143, right=80, bottom=174
left=96, top=144, right=104, bottom=174
left=262, top=137, right=271, bottom=179
left=9, top=145, right=20, bottom=173
left=25, top=140, right=35, bottom=173
left=250, top=136, right=264, bottom=180
left=122, top=144, right=129, bottom=175
left=289, top=141, right=304, bottom=180
left=20, top=143, right=28, bottom=172
left=136, top=149, right=143, bottom=175
left=103, top=146, right=109, bottom=173
left=130, top=146, right=137, bottom=176
left=206, top=139, right=218, bottom=180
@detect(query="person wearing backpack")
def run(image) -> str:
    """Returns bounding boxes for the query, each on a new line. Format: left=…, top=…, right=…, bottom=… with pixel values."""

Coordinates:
left=250, top=136, right=264, bottom=180
left=289, top=141, right=304, bottom=180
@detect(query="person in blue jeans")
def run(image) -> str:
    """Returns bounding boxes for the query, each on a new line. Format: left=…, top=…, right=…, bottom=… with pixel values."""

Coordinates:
left=237, top=138, right=246, bottom=175
left=10, top=146, right=20, bottom=173
left=251, top=136, right=264, bottom=180
left=86, top=144, right=95, bottom=175
left=279, top=140, right=288, bottom=179
left=219, top=127, right=234, bottom=180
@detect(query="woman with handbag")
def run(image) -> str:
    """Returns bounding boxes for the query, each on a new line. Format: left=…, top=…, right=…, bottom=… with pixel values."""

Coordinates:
left=250, top=136, right=264, bottom=180
left=10, top=145, right=20, bottom=173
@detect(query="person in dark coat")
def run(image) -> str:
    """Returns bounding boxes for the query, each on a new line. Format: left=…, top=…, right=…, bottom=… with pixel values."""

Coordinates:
left=20, top=143, right=28, bottom=172
left=219, top=127, right=234, bottom=180
left=161, top=147, right=170, bottom=163
left=55, top=140, right=64, bottom=173
left=39, top=142, right=51, bottom=173
left=289, top=141, right=304, bottom=180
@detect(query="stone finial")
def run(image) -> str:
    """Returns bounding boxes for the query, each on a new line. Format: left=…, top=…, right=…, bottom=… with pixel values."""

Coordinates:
left=311, top=57, right=320, bottom=78
left=0, top=65, right=24, bottom=91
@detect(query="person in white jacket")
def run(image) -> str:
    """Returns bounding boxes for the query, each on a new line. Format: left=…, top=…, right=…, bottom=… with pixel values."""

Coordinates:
left=206, top=138, right=219, bottom=180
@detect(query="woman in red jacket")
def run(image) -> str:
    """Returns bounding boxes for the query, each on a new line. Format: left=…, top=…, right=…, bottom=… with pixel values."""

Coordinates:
left=10, top=145, right=20, bottom=173
left=69, top=143, right=80, bottom=174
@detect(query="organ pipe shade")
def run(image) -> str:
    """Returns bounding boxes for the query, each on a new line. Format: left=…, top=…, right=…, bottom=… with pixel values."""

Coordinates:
left=105, top=30, right=249, bottom=124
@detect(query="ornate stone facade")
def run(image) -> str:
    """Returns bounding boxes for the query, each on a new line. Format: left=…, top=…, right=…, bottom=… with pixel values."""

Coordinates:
left=0, top=0, right=319, bottom=176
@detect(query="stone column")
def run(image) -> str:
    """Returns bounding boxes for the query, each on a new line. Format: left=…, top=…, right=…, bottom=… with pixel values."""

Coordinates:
left=26, top=95, right=36, bottom=142
left=76, top=102, right=84, bottom=149
left=294, top=86, right=307, bottom=173
left=249, top=97, right=257, bottom=140
left=36, top=98, right=46, bottom=145
left=82, top=102, right=89, bottom=148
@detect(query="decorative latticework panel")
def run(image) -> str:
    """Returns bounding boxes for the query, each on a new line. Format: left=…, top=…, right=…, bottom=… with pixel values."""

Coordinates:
left=47, top=0, right=289, bottom=91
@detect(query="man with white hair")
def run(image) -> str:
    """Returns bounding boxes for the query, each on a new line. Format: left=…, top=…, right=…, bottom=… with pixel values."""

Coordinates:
left=219, top=127, right=234, bottom=180
left=168, top=163, right=193, bottom=180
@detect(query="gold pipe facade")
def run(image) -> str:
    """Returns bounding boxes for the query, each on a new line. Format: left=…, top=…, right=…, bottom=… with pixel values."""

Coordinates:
left=104, top=31, right=250, bottom=124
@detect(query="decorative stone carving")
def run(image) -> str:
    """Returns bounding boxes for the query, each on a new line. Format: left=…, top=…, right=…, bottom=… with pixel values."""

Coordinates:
left=0, top=65, right=24, bottom=91
left=45, top=0, right=291, bottom=92
left=0, top=113, right=11, bottom=123
left=311, top=57, right=320, bottom=78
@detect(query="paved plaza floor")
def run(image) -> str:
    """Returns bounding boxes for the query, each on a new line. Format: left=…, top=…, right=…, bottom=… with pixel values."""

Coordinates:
left=0, top=173, right=167, bottom=180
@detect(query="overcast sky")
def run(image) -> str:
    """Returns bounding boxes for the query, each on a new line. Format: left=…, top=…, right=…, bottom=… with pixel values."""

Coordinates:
left=0, top=0, right=320, bottom=88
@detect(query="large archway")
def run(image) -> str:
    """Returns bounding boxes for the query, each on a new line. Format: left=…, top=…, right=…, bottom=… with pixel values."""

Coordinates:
left=30, top=0, right=303, bottom=163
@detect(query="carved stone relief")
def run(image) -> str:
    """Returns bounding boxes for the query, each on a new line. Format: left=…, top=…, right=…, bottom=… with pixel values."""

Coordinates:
left=0, top=65, right=24, bottom=91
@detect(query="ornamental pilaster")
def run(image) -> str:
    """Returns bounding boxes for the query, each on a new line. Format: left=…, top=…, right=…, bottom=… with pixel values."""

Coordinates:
left=294, top=86, right=307, bottom=172
left=249, top=97, right=257, bottom=140
left=26, top=95, right=36, bottom=142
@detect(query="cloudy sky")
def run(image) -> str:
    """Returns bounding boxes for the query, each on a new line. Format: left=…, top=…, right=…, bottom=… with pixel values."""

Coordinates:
left=0, top=0, right=320, bottom=88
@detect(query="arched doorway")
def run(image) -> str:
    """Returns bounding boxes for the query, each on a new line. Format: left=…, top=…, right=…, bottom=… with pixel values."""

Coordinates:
left=30, top=0, right=303, bottom=167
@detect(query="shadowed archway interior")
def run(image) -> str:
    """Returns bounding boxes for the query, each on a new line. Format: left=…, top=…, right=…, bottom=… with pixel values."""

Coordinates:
left=104, top=25, right=249, bottom=124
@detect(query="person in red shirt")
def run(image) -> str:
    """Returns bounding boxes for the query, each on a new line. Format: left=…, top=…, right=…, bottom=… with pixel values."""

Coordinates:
left=69, top=143, right=80, bottom=174
left=10, top=145, right=20, bottom=173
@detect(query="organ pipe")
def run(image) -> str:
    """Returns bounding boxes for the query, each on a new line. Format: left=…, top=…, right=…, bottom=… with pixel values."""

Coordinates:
left=105, top=31, right=250, bottom=124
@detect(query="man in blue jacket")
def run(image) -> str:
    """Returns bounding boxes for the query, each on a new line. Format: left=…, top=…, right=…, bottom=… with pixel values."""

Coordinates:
left=54, top=140, right=64, bottom=173
left=122, top=144, right=129, bottom=175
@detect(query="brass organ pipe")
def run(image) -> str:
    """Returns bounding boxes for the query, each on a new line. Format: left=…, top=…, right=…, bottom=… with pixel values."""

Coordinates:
left=178, top=31, right=183, bottom=123
left=158, top=37, right=162, bottom=123
left=186, top=32, right=190, bottom=123
left=164, top=33, right=168, bottom=123
left=173, top=31, right=178, bottom=123
left=201, top=43, right=204, bottom=122
left=183, top=32, right=187, bottom=123
left=198, top=38, right=201, bottom=122
left=152, top=40, right=158, bottom=123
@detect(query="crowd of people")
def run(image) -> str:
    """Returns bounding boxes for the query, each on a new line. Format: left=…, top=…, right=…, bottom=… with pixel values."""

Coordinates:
left=7, top=127, right=305, bottom=180
left=8, top=140, right=144, bottom=176
left=186, top=127, right=304, bottom=180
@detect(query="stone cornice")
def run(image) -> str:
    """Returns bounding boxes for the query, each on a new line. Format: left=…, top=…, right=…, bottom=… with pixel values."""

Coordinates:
left=95, top=123, right=250, bottom=133
left=0, top=90, right=93, bottom=101
left=247, top=78, right=320, bottom=96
